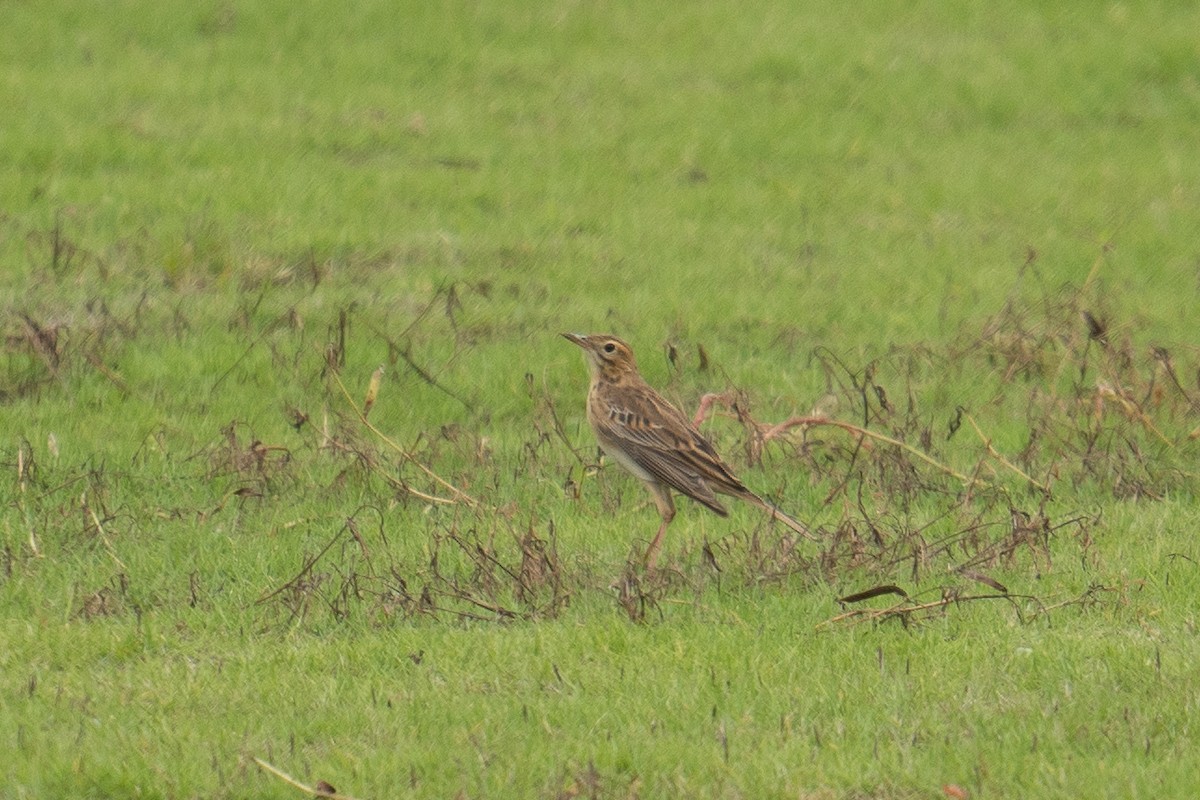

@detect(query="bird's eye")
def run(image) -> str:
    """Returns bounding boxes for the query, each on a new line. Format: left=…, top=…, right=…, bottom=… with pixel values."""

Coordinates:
left=603, top=342, right=617, bottom=354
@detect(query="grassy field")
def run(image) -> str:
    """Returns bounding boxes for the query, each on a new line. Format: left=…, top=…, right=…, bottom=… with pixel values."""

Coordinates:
left=4, top=1, right=1200, bottom=798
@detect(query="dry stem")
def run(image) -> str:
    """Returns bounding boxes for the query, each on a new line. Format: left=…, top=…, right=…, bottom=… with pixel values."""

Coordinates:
left=253, top=757, right=361, bottom=800
left=329, top=367, right=478, bottom=507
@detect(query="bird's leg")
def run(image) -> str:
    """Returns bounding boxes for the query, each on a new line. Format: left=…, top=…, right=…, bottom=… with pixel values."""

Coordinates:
left=643, top=483, right=676, bottom=570
left=644, top=518, right=671, bottom=570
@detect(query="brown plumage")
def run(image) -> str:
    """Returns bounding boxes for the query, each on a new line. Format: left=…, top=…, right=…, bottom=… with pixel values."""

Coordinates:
left=562, top=332, right=809, bottom=568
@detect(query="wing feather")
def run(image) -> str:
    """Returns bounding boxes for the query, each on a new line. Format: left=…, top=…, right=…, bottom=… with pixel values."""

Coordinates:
left=592, top=383, right=751, bottom=514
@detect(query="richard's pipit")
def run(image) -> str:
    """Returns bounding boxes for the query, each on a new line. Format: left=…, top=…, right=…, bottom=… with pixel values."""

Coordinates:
left=563, top=333, right=808, bottom=568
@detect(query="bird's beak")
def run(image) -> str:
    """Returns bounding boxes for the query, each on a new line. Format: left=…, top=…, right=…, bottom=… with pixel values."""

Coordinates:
left=561, top=332, right=586, bottom=348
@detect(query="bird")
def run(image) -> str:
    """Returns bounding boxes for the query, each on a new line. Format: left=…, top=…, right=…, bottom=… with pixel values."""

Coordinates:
left=562, top=332, right=809, bottom=568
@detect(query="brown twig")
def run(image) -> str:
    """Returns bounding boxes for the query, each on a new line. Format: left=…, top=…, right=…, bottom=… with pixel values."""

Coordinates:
left=18, top=313, right=63, bottom=379
left=252, top=757, right=361, bottom=800
left=255, top=522, right=346, bottom=606
left=364, top=317, right=474, bottom=411
left=527, top=371, right=587, bottom=465
left=962, top=412, right=1050, bottom=493
left=696, top=391, right=1064, bottom=494
left=1094, top=382, right=1175, bottom=448
left=329, top=367, right=478, bottom=507
left=83, top=350, right=132, bottom=395
left=692, top=392, right=737, bottom=429
left=697, top=398, right=980, bottom=488
left=82, top=492, right=127, bottom=570
left=817, top=591, right=1028, bottom=628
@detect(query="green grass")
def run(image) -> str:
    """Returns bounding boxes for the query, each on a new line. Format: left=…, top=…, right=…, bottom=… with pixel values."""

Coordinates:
left=4, top=1, right=1200, bottom=798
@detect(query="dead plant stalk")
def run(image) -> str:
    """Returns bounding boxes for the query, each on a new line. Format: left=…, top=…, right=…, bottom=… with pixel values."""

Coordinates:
left=328, top=368, right=478, bottom=507
left=252, top=757, right=361, bottom=800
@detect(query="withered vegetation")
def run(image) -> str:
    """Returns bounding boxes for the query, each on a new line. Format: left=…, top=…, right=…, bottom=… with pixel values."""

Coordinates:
left=249, top=272, right=1195, bottom=628
left=4, top=238, right=1197, bottom=630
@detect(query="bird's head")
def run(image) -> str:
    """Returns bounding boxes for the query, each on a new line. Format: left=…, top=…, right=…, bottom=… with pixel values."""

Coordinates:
left=561, top=333, right=639, bottom=382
